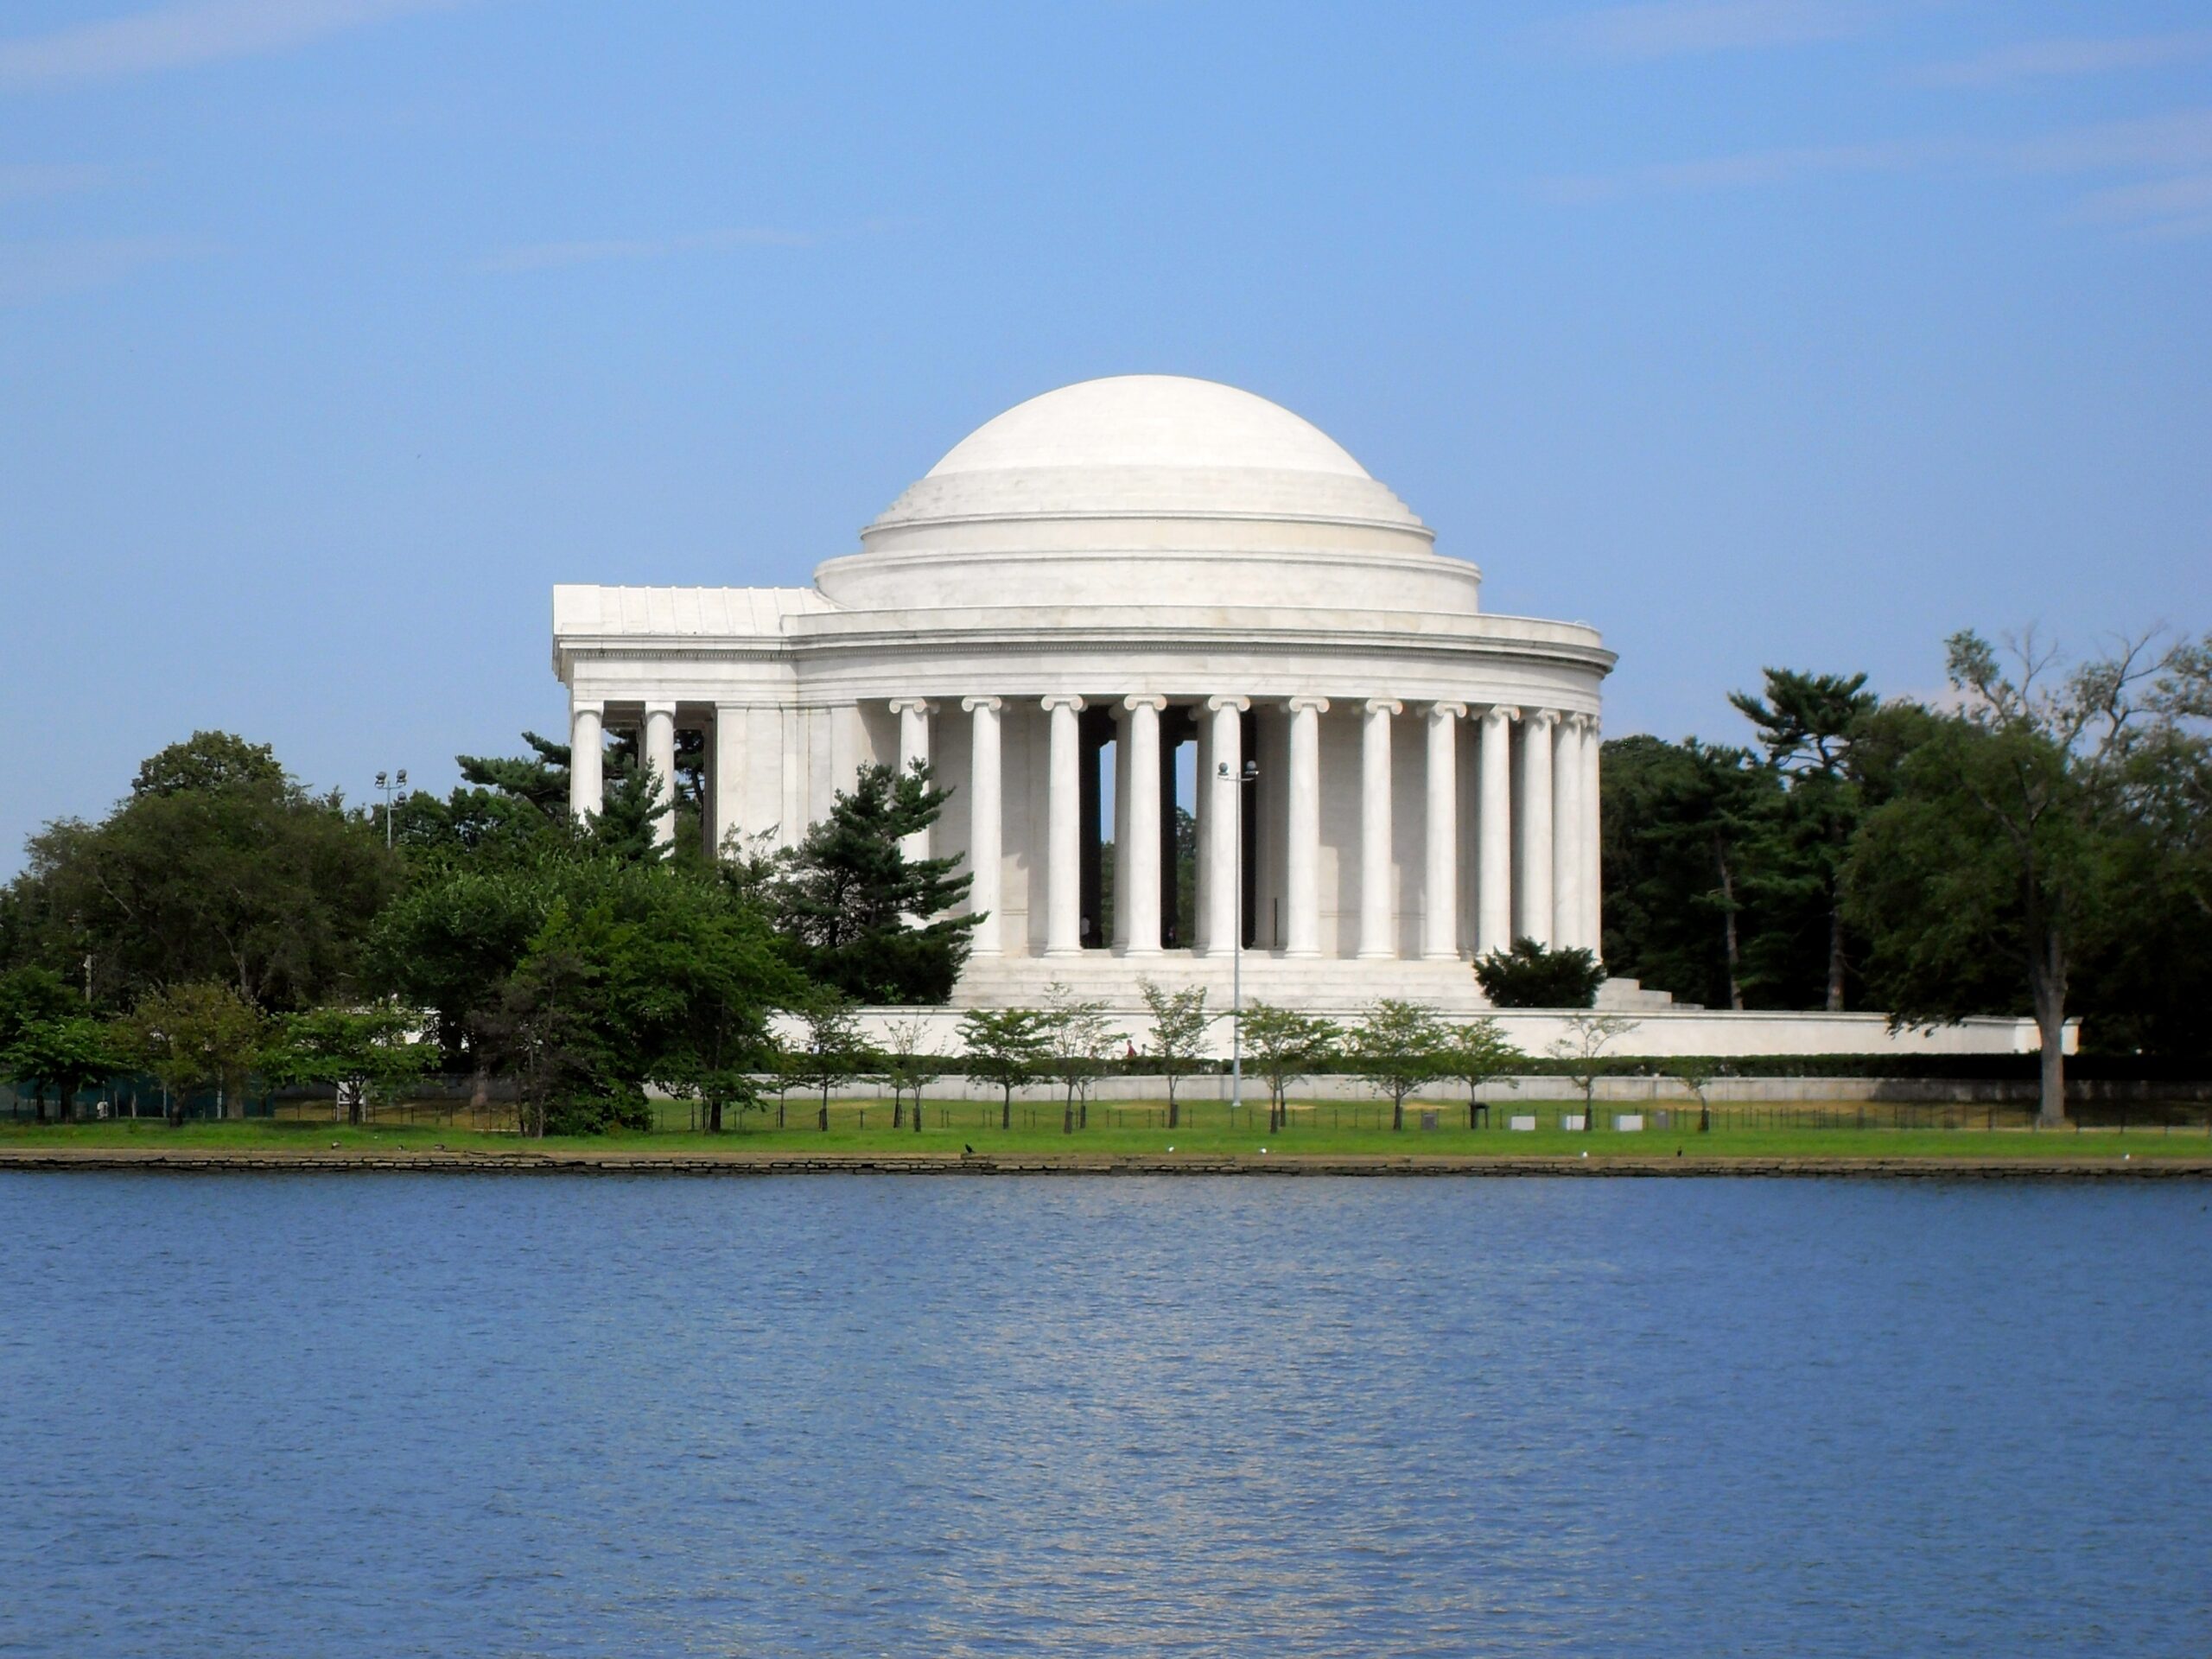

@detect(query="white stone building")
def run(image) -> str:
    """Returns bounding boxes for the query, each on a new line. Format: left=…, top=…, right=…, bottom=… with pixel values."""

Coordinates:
left=552, top=375, right=1619, bottom=1013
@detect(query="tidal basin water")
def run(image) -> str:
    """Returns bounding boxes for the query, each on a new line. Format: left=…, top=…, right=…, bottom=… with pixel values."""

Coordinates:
left=3, top=1175, right=2207, bottom=1656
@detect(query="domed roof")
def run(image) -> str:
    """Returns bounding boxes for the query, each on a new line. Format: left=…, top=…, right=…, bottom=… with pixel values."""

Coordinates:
left=820, top=374, right=1471, bottom=616
left=924, top=375, right=1373, bottom=480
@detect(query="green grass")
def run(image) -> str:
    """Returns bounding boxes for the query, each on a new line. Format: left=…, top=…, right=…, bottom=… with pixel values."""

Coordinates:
left=5, top=1103, right=2209, bottom=1162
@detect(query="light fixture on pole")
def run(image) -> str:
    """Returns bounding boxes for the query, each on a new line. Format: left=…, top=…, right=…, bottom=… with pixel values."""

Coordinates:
left=374, top=769, right=408, bottom=850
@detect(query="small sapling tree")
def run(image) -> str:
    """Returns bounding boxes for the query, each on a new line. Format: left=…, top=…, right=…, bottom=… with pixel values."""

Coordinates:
left=1347, top=999, right=1450, bottom=1132
left=881, top=1014, right=944, bottom=1132
left=1139, top=979, right=1211, bottom=1129
left=793, top=995, right=870, bottom=1131
left=1439, top=1017, right=1524, bottom=1128
left=959, top=1007, right=1052, bottom=1130
left=1549, top=1014, right=1639, bottom=1131
left=1669, top=1053, right=1722, bottom=1132
left=1044, top=982, right=1121, bottom=1133
left=1239, top=1001, right=1339, bottom=1132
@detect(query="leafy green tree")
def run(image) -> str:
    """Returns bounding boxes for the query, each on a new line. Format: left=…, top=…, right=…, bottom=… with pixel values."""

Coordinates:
left=1668, top=1053, right=1722, bottom=1131
left=584, top=761, right=676, bottom=867
left=4, top=1014, right=118, bottom=1123
left=1238, top=1001, right=1338, bottom=1131
left=1548, top=1014, right=1639, bottom=1130
left=880, top=1014, right=944, bottom=1132
left=791, top=995, right=871, bottom=1130
left=631, top=888, right=793, bottom=1133
left=773, top=760, right=976, bottom=1004
left=1474, top=938, right=1604, bottom=1008
left=1847, top=630, right=2210, bottom=1124
left=119, top=981, right=268, bottom=1122
left=1346, top=999, right=1449, bottom=1132
left=474, top=912, right=623, bottom=1137
left=366, top=867, right=553, bottom=1064
left=1599, top=735, right=1773, bottom=1009
left=1730, top=669, right=1880, bottom=1012
left=266, top=1004, right=436, bottom=1125
left=14, top=733, right=396, bottom=1010
left=959, top=1007, right=1052, bottom=1129
left=1139, top=979, right=1211, bottom=1128
left=1438, top=1017, right=1524, bottom=1128
left=1044, top=982, right=1120, bottom=1132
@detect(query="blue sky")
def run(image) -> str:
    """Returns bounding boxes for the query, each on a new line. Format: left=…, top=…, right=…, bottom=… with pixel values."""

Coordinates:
left=3, top=0, right=2207, bottom=867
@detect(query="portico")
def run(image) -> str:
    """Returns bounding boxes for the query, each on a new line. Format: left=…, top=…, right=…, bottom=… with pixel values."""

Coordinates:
left=554, top=375, right=1613, bottom=1011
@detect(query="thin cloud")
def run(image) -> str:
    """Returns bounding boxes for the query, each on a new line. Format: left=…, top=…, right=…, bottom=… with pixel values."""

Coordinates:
left=0, top=0, right=471, bottom=90
left=1536, top=140, right=1936, bottom=200
left=0, top=162, right=111, bottom=203
left=478, top=226, right=818, bottom=275
left=1535, top=106, right=2212, bottom=238
left=0, top=235, right=206, bottom=305
left=1913, top=29, right=2212, bottom=88
left=1553, top=0, right=1872, bottom=58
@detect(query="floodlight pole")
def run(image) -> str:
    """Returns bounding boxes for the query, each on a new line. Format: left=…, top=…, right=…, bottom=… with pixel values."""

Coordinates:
left=375, top=768, right=408, bottom=849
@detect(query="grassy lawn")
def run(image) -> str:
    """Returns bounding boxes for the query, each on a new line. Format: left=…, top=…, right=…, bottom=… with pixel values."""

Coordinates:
left=4, top=1103, right=2209, bottom=1162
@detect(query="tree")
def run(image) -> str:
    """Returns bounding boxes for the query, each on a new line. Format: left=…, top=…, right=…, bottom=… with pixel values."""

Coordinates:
left=1668, top=1053, right=1722, bottom=1132
left=367, top=867, right=560, bottom=1065
left=1847, top=629, right=2211, bottom=1125
left=0, top=967, right=79, bottom=1119
left=1043, top=982, right=1121, bottom=1132
left=959, top=1007, right=1052, bottom=1129
left=474, top=915, right=622, bottom=1137
left=119, top=982, right=268, bottom=1122
left=14, top=733, right=397, bottom=1010
left=1139, top=979, right=1211, bottom=1128
left=773, top=760, right=977, bottom=1004
left=1475, top=938, right=1604, bottom=1009
left=1438, top=1017, right=1524, bottom=1128
left=622, top=878, right=794, bottom=1133
left=1238, top=1001, right=1338, bottom=1132
left=265, top=1004, right=435, bottom=1125
left=4, top=1014, right=119, bottom=1123
left=880, top=1015, right=944, bottom=1132
left=1548, top=1014, right=1638, bottom=1131
left=1346, top=999, right=1449, bottom=1132
left=791, top=995, right=871, bottom=1131
left=1599, top=735, right=1774, bottom=1010
left=1730, top=669, right=1880, bottom=1012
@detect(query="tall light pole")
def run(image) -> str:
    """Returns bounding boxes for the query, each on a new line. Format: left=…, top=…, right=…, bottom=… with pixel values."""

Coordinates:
left=374, top=769, right=408, bottom=849
left=1219, top=755, right=1258, bottom=1118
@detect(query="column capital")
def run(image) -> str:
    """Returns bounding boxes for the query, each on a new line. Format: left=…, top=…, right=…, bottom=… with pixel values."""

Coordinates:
left=1286, top=695, right=1331, bottom=715
left=643, top=699, right=678, bottom=717
left=1122, top=693, right=1169, bottom=713
left=1524, top=708, right=1561, bottom=732
left=1570, top=712, right=1600, bottom=737
left=1363, top=698, right=1403, bottom=717
left=887, top=697, right=936, bottom=716
left=1480, top=702, right=1521, bottom=726
left=1039, top=694, right=1086, bottom=713
left=570, top=696, right=605, bottom=716
left=960, top=696, right=1003, bottom=714
left=1205, top=695, right=1250, bottom=714
left=1428, top=701, right=1467, bottom=721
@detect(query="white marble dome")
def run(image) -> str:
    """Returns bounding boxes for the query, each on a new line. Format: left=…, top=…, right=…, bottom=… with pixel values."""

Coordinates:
left=818, top=374, right=1460, bottom=613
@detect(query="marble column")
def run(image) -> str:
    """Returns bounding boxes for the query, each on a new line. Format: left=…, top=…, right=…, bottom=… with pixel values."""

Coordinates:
left=1122, top=696, right=1166, bottom=956
left=643, top=702, right=677, bottom=849
left=1517, top=709, right=1557, bottom=946
left=1358, top=699, right=1401, bottom=958
left=890, top=698, right=933, bottom=866
left=1583, top=718, right=1605, bottom=957
left=1285, top=696, right=1328, bottom=957
left=963, top=696, right=1002, bottom=957
left=1553, top=715, right=1585, bottom=950
left=1043, top=696, right=1084, bottom=957
left=1477, top=705, right=1516, bottom=954
left=1203, top=696, right=1247, bottom=956
left=569, top=700, right=604, bottom=818
left=1424, top=702, right=1465, bottom=959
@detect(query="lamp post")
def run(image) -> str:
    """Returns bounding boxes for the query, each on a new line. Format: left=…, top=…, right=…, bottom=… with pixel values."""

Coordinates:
left=374, top=769, right=408, bottom=850
left=1218, top=755, right=1259, bottom=1118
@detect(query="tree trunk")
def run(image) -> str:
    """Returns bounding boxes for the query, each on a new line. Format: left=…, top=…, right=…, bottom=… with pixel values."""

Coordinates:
left=708, top=1097, right=723, bottom=1134
left=1826, top=903, right=1847, bottom=1013
left=1167, top=1090, right=1179, bottom=1131
left=1001, top=1092, right=1010, bottom=1131
left=913, top=1091, right=924, bottom=1133
left=2031, top=926, right=2069, bottom=1128
left=1716, top=845, right=1744, bottom=1012
left=1392, top=1097, right=1404, bottom=1132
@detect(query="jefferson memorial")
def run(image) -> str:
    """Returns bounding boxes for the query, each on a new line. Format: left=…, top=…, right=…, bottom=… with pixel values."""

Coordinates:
left=554, top=375, right=1612, bottom=1013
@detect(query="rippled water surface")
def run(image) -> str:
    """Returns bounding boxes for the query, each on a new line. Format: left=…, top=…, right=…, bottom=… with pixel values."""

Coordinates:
left=3, top=1173, right=2207, bottom=1656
